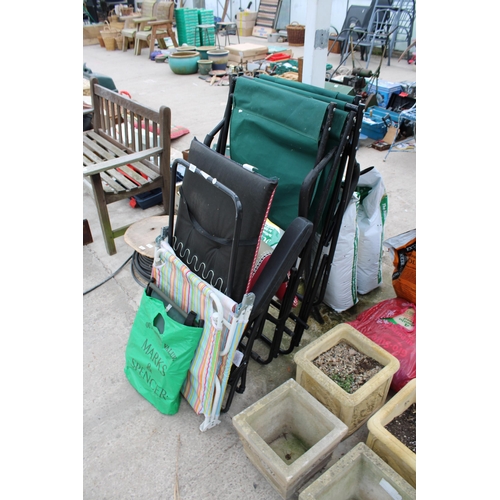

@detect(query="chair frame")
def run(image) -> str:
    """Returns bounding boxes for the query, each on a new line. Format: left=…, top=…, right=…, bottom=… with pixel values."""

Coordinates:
left=163, top=157, right=313, bottom=414
left=83, top=78, right=171, bottom=255
left=134, top=0, right=178, bottom=56
left=120, top=0, right=158, bottom=52
left=203, top=74, right=364, bottom=365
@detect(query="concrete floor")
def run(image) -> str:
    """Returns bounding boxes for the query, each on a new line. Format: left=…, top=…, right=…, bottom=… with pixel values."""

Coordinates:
left=83, top=35, right=416, bottom=499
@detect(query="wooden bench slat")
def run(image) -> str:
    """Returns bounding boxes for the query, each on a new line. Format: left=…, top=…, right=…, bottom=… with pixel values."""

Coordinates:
left=125, top=161, right=160, bottom=180
left=83, top=146, right=162, bottom=176
left=116, top=164, right=150, bottom=186
left=100, top=171, right=128, bottom=192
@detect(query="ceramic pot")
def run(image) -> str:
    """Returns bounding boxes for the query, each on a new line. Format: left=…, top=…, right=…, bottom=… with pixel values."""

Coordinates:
left=176, top=44, right=196, bottom=52
left=168, top=51, right=200, bottom=75
left=207, top=49, right=230, bottom=64
left=197, top=45, right=216, bottom=60
left=197, top=59, right=213, bottom=75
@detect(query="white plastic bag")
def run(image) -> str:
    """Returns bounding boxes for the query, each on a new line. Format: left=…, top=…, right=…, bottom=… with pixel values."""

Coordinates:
left=356, top=167, right=388, bottom=294
left=322, top=192, right=360, bottom=312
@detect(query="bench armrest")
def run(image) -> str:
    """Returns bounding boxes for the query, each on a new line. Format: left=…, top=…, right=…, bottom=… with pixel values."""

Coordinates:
left=83, top=146, right=162, bottom=176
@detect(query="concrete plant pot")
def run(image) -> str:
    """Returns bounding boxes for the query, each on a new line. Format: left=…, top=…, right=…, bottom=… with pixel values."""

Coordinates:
left=232, top=378, right=348, bottom=500
left=294, top=324, right=400, bottom=437
left=299, top=442, right=416, bottom=499
left=366, top=378, right=416, bottom=488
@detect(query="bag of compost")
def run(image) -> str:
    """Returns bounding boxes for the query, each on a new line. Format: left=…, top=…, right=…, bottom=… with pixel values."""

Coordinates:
left=356, top=167, right=388, bottom=294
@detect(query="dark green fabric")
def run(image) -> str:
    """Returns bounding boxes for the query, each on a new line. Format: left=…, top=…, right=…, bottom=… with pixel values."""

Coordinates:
left=258, top=73, right=355, bottom=104
left=229, top=76, right=356, bottom=231
left=230, top=77, right=331, bottom=230
left=255, top=74, right=351, bottom=143
left=124, top=290, right=203, bottom=415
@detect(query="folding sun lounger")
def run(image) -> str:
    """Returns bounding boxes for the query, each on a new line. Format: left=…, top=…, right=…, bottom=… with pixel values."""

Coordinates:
left=203, top=74, right=364, bottom=363
left=149, top=138, right=313, bottom=429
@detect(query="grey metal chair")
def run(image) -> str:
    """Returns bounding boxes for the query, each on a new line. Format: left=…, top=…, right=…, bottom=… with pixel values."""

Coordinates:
left=357, top=0, right=415, bottom=68
left=327, top=5, right=372, bottom=58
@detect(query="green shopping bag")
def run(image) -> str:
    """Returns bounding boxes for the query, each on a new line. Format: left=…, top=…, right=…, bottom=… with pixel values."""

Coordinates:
left=124, top=289, right=203, bottom=415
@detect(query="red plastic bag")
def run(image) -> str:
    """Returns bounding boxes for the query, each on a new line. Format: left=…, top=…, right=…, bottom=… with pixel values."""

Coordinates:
left=348, top=297, right=415, bottom=392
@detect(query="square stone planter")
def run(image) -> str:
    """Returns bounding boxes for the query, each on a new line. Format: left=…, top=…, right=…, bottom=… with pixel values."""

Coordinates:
left=232, top=378, right=348, bottom=500
left=366, top=378, right=416, bottom=488
left=294, top=323, right=400, bottom=436
left=299, top=442, right=416, bottom=499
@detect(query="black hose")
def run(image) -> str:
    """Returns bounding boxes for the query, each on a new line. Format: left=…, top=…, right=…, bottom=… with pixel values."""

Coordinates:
left=130, top=252, right=154, bottom=288
left=83, top=253, right=134, bottom=295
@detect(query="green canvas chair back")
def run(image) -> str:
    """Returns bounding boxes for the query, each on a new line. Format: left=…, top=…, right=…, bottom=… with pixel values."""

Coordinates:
left=228, top=76, right=355, bottom=231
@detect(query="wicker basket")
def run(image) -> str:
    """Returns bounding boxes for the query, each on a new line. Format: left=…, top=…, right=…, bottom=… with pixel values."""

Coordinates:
left=115, top=34, right=124, bottom=50
left=287, top=22, right=305, bottom=46
left=103, top=37, right=116, bottom=50
left=100, top=21, right=119, bottom=51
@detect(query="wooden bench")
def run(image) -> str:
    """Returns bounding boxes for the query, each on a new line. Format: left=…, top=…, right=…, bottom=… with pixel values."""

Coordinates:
left=83, top=77, right=171, bottom=255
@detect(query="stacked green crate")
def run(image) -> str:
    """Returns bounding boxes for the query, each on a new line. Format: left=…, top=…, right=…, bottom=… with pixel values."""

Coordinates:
left=175, top=8, right=199, bottom=46
left=198, top=9, right=216, bottom=46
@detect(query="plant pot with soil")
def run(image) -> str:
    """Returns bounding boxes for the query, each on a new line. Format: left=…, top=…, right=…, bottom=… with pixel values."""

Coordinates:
left=366, top=378, right=416, bottom=488
left=294, top=323, right=400, bottom=436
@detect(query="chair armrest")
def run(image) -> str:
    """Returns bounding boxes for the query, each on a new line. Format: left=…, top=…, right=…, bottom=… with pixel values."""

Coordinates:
left=83, top=146, right=162, bottom=176
left=133, top=16, right=156, bottom=24
left=147, top=20, right=172, bottom=26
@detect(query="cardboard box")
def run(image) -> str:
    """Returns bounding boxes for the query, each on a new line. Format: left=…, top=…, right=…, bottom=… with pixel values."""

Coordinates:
left=238, top=27, right=254, bottom=36
left=236, top=11, right=257, bottom=21
left=237, top=18, right=256, bottom=37
left=83, top=23, right=105, bottom=46
left=237, top=19, right=256, bottom=29
left=228, top=52, right=267, bottom=64
left=226, top=43, right=268, bottom=58
left=252, top=26, right=275, bottom=38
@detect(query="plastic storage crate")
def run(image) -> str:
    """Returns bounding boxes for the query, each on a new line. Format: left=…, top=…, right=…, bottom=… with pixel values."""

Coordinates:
left=197, top=9, right=215, bottom=46
left=366, top=79, right=403, bottom=109
left=175, top=8, right=199, bottom=46
left=361, top=107, right=400, bottom=141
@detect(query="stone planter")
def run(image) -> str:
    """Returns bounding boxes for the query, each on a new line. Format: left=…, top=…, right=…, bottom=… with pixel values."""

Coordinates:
left=299, top=442, right=416, bottom=499
left=294, top=324, right=400, bottom=437
left=232, top=378, right=348, bottom=500
left=366, top=378, right=416, bottom=488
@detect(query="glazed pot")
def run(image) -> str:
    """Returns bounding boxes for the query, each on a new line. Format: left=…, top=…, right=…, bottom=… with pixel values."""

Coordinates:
left=197, top=45, right=216, bottom=60
left=197, top=59, right=213, bottom=75
left=176, top=44, right=196, bottom=52
left=168, top=51, right=200, bottom=75
left=207, top=49, right=230, bottom=64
